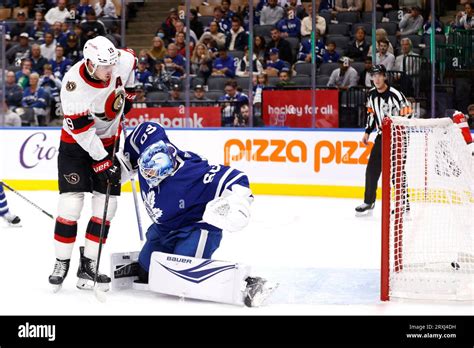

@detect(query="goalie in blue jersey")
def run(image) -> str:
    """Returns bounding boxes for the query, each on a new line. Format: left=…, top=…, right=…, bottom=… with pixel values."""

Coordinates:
left=118, top=122, right=276, bottom=307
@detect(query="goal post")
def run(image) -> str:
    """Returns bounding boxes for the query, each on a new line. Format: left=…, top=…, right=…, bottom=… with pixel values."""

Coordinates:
left=381, top=116, right=474, bottom=301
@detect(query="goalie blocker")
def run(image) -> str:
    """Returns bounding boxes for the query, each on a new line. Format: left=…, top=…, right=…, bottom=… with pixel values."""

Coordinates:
left=110, top=251, right=277, bottom=307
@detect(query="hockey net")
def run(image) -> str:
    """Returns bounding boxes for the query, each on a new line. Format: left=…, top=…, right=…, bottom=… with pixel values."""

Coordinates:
left=381, top=117, right=474, bottom=301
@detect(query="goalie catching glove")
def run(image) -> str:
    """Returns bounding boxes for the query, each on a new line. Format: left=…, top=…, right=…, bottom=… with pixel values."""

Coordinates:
left=91, top=155, right=121, bottom=185
left=203, top=185, right=253, bottom=232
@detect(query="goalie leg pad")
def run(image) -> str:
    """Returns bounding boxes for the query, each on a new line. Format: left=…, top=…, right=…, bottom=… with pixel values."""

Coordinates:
left=149, top=251, right=251, bottom=306
left=91, top=191, right=117, bottom=221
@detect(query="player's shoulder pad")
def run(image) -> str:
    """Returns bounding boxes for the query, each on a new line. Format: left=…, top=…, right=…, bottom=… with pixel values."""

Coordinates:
left=119, top=48, right=138, bottom=70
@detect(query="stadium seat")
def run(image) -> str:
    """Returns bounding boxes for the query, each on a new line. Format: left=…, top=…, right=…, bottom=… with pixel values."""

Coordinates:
left=361, top=11, right=383, bottom=23
left=351, top=61, right=365, bottom=75
left=319, top=62, right=339, bottom=76
left=12, top=7, right=28, bottom=18
left=191, top=76, right=205, bottom=88
left=327, top=23, right=349, bottom=36
left=388, top=35, right=398, bottom=49
left=207, top=76, right=227, bottom=90
left=326, top=35, right=350, bottom=49
left=147, top=91, right=169, bottom=102
left=319, top=12, right=332, bottom=25
left=292, top=75, right=311, bottom=86
left=352, top=22, right=372, bottom=35
left=286, top=37, right=300, bottom=55
left=235, top=76, right=252, bottom=90
left=198, top=5, right=216, bottom=16
left=376, top=22, right=398, bottom=36
left=230, top=50, right=244, bottom=61
left=268, top=76, right=280, bottom=86
left=207, top=90, right=225, bottom=100
left=294, top=62, right=312, bottom=76
left=254, top=25, right=275, bottom=37
left=190, top=0, right=203, bottom=7
left=336, top=11, right=360, bottom=24
left=206, top=0, right=222, bottom=5
left=316, top=75, right=330, bottom=86
left=0, top=8, right=11, bottom=21
left=404, top=34, right=422, bottom=48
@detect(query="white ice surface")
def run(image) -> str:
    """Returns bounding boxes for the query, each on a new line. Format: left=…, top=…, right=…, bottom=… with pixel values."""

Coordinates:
left=0, top=191, right=472, bottom=315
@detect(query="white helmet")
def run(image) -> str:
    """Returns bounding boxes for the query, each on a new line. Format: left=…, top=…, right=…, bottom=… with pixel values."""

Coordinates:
left=83, top=36, right=118, bottom=74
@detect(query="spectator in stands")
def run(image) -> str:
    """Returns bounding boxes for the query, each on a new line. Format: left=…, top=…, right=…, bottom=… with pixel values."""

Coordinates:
left=80, top=8, right=106, bottom=41
left=236, top=46, right=264, bottom=77
left=376, top=0, right=399, bottom=16
left=327, top=57, right=359, bottom=89
left=367, top=28, right=394, bottom=57
left=265, top=48, right=290, bottom=76
left=253, top=73, right=269, bottom=119
left=191, top=43, right=213, bottom=80
left=51, top=22, right=66, bottom=46
left=166, top=84, right=184, bottom=105
left=254, top=35, right=267, bottom=66
left=39, top=63, right=62, bottom=122
left=174, top=32, right=193, bottom=56
left=16, top=58, right=32, bottom=89
left=135, top=57, right=154, bottom=91
left=212, top=47, right=236, bottom=78
left=276, top=68, right=296, bottom=88
left=213, top=6, right=231, bottom=34
left=394, top=37, right=419, bottom=74
left=346, top=26, right=369, bottom=62
left=40, top=31, right=57, bottom=61
left=133, top=84, right=147, bottom=108
left=260, top=0, right=285, bottom=25
left=164, top=43, right=186, bottom=78
left=6, top=32, right=32, bottom=67
left=375, top=39, right=395, bottom=70
left=284, top=0, right=307, bottom=19
left=359, top=56, right=373, bottom=87
left=49, top=45, right=72, bottom=80
left=467, top=104, right=474, bottom=129
left=199, top=35, right=219, bottom=58
left=2, top=101, right=22, bottom=127
left=221, top=0, right=236, bottom=20
left=160, top=8, right=179, bottom=43
left=189, top=8, right=204, bottom=40
left=207, top=22, right=226, bottom=49
left=77, top=0, right=93, bottom=19
left=192, top=85, right=213, bottom=103
left=22, top=72, right=49, bottom=126
left=5, top=71, right=23, bottom=108
left=226, top=16, right=248, bottom=51
left=398, top=6, right=423, bottom=36
left=33, top=0, right=53, bottom=16
left=57, top=21, right=72, bottom=47
left=45, top=0, right=70, bottom=25
left=334, top=0, right=363, bottom=12
left=233, top=104, right=250, bottom=127
left=72, top=24, right=86, bottom=50
left=10, top=10, right=33, bottom=42
left=267, top=27, right=293, bottom=64
left=63, top=33, right=83, bottom=65
left=455, top=2, right=474, bottom=29
left=322, top=41, right=340, bottom=63
left=95, top=0, right=117, bottom=19
left=4, top=34, right=13, bottom=52
left=219, top=79, right=249, bottom=127
left=148, top=36, right=167, bottom=63
left=277, top=7, right=302, bottom=38
left=300, top=5, right=326, bottom=37
left=30, top=44, right=48, bottom=75
left=319, top=0, right=335, bottom=12
left=297, top=29, right=325, bottom=63
left=31, top=11, right=50, bottom=43
left=423, top=13, right=443, bottom=35
left=174, top=20, right=198, bottom=44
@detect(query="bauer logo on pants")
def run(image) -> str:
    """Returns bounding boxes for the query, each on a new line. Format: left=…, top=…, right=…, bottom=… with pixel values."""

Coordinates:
left=64, top=173, right=80, bottom=185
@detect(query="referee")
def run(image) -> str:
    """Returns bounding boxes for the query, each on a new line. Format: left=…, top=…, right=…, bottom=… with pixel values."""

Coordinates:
left=355, top=64, right=413, bottom=216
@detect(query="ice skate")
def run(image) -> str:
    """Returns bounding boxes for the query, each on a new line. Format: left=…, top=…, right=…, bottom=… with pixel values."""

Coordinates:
left=355, top=203, right=374, bottom=217
left=2, top=212, right=21, bottom=226
left=244, top=277, right=278, bottom=307
left=49, top=258, right=70, bottom=293
left=76, top=246, right=111, bottom=292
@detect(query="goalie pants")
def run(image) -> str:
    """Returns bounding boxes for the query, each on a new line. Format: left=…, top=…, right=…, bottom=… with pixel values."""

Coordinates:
left=138, top=224, right=223, bottom=272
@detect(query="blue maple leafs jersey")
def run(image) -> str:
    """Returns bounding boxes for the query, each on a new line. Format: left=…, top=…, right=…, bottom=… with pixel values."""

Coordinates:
left=123, top=122, right=250, bottom=232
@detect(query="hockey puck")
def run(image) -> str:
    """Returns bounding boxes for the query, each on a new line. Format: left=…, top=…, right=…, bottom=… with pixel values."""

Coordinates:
left=451, top=262, right=460, bottom=270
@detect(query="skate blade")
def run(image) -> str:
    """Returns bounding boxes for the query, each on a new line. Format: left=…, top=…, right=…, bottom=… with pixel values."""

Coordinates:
left=76, top=278, right=110, bottom=292
left=132, top=282, right=149, bottom=291
left=250, top=282, right=279, bottom=307
left=355, top=210, right=373, bottom=217
left=52, top=284, right=62, bottom=293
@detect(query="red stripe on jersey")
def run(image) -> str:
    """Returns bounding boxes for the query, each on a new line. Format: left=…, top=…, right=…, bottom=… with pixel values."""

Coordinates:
left=91, top=216, right=111, bottom=226
left=56, top=217, right=77, bottom=226
left=54, top=234, right=76, bottom=244
left=79, top=63, right=111, bottom=89
left=101, top=135, right=118, bottom=147
left=69, top=121, right=94, bottom=135
left=86, top=233, right=107, bottom=244
left=61, top=129, right=76, bottom=143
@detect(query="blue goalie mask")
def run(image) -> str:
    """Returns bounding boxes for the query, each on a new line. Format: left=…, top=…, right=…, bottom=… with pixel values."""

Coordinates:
left=138, top=140, right=176, bottom=188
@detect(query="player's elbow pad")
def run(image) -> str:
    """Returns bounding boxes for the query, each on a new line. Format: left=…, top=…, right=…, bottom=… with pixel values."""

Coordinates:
left=203, top=186, right=252, bottom=233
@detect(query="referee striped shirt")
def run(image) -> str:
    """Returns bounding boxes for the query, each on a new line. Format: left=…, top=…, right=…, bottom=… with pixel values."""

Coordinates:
left=365, top=85, right=413, bottom=134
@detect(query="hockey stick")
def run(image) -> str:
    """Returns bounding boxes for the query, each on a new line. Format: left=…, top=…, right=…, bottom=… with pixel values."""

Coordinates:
left=120, top=120, right=144, bottom=242
left=93, top=128, right=120, bottom=302
left=0, top=181, right=54, bottom=219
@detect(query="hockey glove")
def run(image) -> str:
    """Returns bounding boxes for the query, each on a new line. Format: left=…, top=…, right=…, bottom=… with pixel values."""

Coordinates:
left=92, top=156, right=121, bottom=185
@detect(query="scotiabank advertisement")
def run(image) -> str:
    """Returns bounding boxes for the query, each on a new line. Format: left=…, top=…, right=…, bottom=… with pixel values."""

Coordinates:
left=125, top=106, right=221, bottom=128
left=262, top=89, right=339, bottom=128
